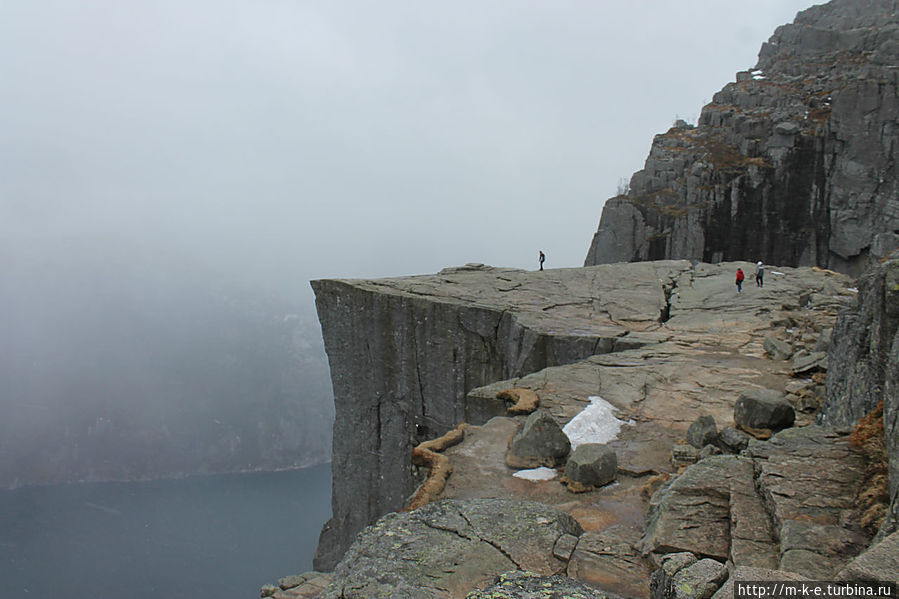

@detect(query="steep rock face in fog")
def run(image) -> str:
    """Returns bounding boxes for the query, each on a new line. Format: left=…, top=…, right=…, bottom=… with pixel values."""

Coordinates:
left=585, top=0, right=899, bottom=275
left=311, top=262, right=682, bottom=569
left=821, top=250, right=899, bottom=534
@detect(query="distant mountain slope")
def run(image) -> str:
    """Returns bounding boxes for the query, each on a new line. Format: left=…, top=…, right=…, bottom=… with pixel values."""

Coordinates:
left=0, top=237, right=332, bottom=488
left=585, top=0, right=899, bottom=275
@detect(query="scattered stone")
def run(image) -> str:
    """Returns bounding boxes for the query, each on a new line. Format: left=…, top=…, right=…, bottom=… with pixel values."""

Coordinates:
left=671, top=558, right=728, bottom=599
left=763, top=336, right=793, bottom=360
left=261, top=584, right=279, bottom=598
left=672, top=444, right=701, bottom=467
left=716, top=427, right=750, bottom=453
left=687, top=415, right=718, bottom=449
left=506, top=410, right=571, bottom=469
left=278, top=575, right=307, bottom=590
left=784, top=379, right=811, bottom=395
left=553, top=533, right=579, bottom=561
left=466, top=570, right=617, bottom=599
left=564, top=443, right=617, bottom=488
left=699, top=445, right=722, bottom=460
left=734, top=389, right=795, bottom=431
left=791, top=351, right=828, bottom=375
left=814, top=328, right=832, bottom=352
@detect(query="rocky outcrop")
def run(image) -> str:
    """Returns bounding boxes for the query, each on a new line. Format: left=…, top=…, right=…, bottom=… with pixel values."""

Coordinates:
left=641, top=426, right=871, bottom=578
left=311, top=261, right=687, bottom=568
left=821, top=251, right=899, bottom=535
left=317, top=498, right=583, bottom=599
left=585, top=0, right=899, bottom=275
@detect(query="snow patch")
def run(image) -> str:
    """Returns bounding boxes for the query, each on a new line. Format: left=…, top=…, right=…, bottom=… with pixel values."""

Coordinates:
left=563, top=396, right=628, bottom=451
left=512, top=467, right=558, bottom=481
left=847, top=287, right=858, bottom=293
left=771, top=271, right=786, bottom=276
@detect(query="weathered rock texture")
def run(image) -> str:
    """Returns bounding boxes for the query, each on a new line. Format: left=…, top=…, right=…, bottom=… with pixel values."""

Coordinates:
left=585, top=0, right=899, bottom=275
left=822, top=251, right=899, bottom=535
left=317, top=498, right=583, bottom=599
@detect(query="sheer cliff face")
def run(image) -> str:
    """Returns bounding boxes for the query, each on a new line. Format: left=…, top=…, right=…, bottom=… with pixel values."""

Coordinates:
left=821, top=251, right=899, bottom=535
left=585, top=0, right=899, bottom=275
left=310, top=262, right=684, bottom=569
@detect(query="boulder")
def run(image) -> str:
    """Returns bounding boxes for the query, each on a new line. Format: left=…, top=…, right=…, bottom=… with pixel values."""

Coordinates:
left=672, top=444, right=701, bottom=467
left=564, top=443, right=617, bottom=488
left=686, top=415, right=718, bottom=449
left=507, top=409, right=571, bottom=469
left=734, top=389, right=795, bottom=431
left=763, top=336, right=793, bottom=361
left=716, top=426, right=750, bottom=453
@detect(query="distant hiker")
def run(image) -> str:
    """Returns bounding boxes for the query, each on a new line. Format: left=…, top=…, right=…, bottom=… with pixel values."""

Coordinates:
left=755, top=261, right=765, bottom=287
left=736, top=268, right=745, bottom=293
left=538, top=251, right=545, bottom=271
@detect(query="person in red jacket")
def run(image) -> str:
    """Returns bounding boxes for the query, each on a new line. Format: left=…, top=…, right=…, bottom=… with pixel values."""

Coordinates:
left=736, top=268, right=745, bottom=293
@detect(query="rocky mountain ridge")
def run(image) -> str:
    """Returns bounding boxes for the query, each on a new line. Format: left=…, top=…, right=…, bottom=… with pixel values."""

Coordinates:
left=585, top=0, right=899, bottom=274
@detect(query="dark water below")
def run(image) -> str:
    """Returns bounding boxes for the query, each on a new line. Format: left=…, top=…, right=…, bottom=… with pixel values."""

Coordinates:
left=0, top=464, right=331, bottom=599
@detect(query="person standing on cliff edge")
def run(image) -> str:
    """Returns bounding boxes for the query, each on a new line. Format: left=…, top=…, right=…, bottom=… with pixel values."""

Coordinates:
left=538, top=251, right=545, bottom=271
left=736, top=267, right=745, bottom=293
left=755, top=261, right=765, bottom=287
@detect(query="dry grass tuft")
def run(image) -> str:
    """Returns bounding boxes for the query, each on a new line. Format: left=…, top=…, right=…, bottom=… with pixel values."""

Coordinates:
left=849, top=402, right=889, bottom=533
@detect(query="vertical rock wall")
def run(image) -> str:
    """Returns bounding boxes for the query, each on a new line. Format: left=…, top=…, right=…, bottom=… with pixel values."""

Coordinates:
left=310, top=277, right=631, bottom=569
left=585, top=0, right=899, bottom=274
left=821, top=251, right=899, bottom=535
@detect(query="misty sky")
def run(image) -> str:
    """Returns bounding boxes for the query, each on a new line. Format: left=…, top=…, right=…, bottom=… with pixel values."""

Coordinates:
left=2, top=0, right=816, bottom=306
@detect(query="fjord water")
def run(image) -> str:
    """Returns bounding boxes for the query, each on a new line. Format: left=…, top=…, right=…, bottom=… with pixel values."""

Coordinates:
left=0, top=464, right=331, bottom=599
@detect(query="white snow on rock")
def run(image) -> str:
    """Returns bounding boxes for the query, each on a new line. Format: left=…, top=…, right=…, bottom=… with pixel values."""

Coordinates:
left=563, top=396, right=628, bottom=450
left=512, top=467, right=558, bottom=481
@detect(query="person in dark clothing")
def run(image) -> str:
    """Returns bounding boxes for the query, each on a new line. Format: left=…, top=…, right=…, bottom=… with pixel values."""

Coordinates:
left=755, top=261, right=765, bottom=287
left=538, top=251, right=545, bottom=271
left=736, top=268, right=745, bottom=293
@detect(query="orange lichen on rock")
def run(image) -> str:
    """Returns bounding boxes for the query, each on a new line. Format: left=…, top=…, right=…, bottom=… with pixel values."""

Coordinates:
left=497, top=388, right=540, bottom=415
left=849, top=402, right=889, bottom=532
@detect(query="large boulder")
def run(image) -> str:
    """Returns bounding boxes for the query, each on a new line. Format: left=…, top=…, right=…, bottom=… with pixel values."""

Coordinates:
left=564, top=443, right=617, bottom=487
left=320, top=498, right=583, bottom=599
left=734, top=389, right=795, bottom=431
left=507, top=410, right=571, bottom=469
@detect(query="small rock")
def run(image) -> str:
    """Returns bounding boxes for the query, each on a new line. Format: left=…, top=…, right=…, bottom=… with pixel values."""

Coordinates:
left=672, top=558, right=728, bottom=599
left=564, top=443, right=617, bottom=488
left=791, top=351, right=828, bottom=375
left=278, top=575, right=307, bottom=590
left=814, top=328, right=832, bottom=352
left=774, top=121, right=801, bottom=136
left=506, top=409, right=571, bottom=469
left=687, top=415, right=718, bottom=449
left=672, top=444, right=701, bottom=467
left=784, top=379, right=811, bottom=394
left=261, top=584, right=279, bottom=598
left=553, top=533, right=579, bottom=561
left=716, top=426, right=750, bottom=453
left=763, top=336, right=793, bottom=360
left=699, top=445, right=722, bottom=459
left=734, top=389, right=795, bottom=431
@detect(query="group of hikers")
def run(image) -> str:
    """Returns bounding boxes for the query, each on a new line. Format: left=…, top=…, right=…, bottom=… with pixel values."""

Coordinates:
left=736, top=262, right=765, bottom=292
left=536, top=251, right=765, bottom=293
